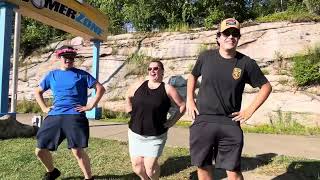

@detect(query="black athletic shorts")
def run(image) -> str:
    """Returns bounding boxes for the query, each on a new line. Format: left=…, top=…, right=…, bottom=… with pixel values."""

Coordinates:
left=36, top=114, right=89, bottom=151
left=190, top=120, right=243, bottom=171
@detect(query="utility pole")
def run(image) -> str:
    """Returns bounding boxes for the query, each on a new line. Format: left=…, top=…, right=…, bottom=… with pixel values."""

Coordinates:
left=11, top=10, right=21, bottom=113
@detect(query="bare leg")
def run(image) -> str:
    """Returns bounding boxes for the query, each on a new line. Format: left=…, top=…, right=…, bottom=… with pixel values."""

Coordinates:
left=71, top=148, right=92, bottom=179
left=226, top=170, right=243, bottom=180
left=131, top=156, right=149, bottom=180
left=197, top=165, right=213, bottom=180
left=144, top=157, right=160, bottom=180
left=35, top=148, right=54, bottom=172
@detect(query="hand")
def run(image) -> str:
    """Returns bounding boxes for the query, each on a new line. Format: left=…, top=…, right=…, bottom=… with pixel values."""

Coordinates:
left=186, top=99, right=199, bottom=120
left=231, top=109, right=254, bottom=124
left=75, top=104, right=94, bottom=112
left=42, top=106, right=53, bottom=113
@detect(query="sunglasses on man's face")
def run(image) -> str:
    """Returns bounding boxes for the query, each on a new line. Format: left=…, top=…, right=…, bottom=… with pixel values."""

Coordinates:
left=221, top=30, right=241, bottom=38
left=62, top=57, right=75, bottom=63
left=147, top=67, right=160, bottom=71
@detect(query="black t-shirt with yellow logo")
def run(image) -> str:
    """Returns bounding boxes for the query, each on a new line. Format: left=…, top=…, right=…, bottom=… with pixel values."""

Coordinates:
left=192, top=49, right=268, bottom=125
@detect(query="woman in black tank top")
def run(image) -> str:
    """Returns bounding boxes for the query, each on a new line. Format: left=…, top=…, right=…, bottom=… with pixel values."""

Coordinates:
left=126, top=60, right=186, bottom=180
left=129, top=80, right=171, bottom=135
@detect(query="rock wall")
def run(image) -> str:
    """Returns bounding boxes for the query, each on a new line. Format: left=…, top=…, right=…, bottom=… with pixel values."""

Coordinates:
left=11, top=21, right=320, bottom=126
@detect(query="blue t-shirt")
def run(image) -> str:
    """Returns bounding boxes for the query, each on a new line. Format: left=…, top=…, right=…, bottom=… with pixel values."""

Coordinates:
left=40, top=68, right=97, bottom=115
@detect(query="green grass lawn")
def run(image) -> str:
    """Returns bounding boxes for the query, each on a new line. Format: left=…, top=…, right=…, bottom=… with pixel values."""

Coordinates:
left=1, top=138, right=320, bottom=180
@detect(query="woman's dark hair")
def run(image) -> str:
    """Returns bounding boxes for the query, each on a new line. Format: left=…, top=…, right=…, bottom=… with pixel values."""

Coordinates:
left=150, top=60, right=164, bottom=70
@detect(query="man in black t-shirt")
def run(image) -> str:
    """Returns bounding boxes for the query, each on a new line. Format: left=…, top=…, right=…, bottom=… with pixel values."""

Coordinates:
left=187, top=18, right=272, bottom=180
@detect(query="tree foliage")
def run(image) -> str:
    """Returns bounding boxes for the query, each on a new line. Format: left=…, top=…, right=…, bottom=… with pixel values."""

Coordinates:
left=18, top=0, right=317, bottom=57
left=123, top=0, right=160, bottom=31
left=87, top=0, right=309, bottom=32
left=204, top=8, right=225, bottom=28
left=20, top=18, right=66, bottom=57
left=304, top=0, right=320, bottom=15
left=87, top=0, right=127, bottom=34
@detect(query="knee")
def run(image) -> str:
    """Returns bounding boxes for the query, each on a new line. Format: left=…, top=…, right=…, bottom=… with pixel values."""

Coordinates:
left=197, top=166, right=213, bottom=180
left=131, top=160, right=145, bottom=174
left=35, top=148, right=46, bottom=157
left=145, top=164, right=159, bottom=178
left=226, top=170, right=243, bottom=180
left=71, top=148, right=84, bottom=160
left=145, top=167, right=156, bottom=178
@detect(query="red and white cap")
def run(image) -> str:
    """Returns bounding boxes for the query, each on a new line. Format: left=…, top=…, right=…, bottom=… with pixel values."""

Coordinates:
left=55, top=46, right=77, bottom=58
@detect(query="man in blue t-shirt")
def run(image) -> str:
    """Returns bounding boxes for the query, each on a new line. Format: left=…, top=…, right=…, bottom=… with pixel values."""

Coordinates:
left=34, top=46, right=105, bottom=180
left=187, top=18, right=272, bottom=180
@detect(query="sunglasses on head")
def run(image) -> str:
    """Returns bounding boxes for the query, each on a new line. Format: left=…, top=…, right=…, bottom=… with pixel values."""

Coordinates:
left=147, top=67, right=160, bottom=71
left=221, top=29, right=241, bottom=37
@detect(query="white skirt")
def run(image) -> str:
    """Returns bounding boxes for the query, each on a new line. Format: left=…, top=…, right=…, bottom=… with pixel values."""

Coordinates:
left=128, top=129, right=167, bottom=158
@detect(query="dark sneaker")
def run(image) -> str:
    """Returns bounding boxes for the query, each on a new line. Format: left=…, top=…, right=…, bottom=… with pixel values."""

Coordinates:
left=43, top=168, right=61, bottom=180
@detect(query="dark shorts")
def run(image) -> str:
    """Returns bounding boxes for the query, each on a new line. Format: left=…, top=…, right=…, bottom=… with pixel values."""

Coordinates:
left=190, top=121, right=243, bottom=171
left=36, top=114, right=89, bottom=151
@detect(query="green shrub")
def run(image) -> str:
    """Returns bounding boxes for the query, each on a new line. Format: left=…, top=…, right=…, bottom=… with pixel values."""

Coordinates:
left=107, top=96, right=126, bottom=101
left=274, top=51, right=286, bottom=73
left=111, top=46, right=118, bottom=55
left=292, top=46, right=320, bottom=86
left=21, top=18, right=67, bottom=57
left=198, top=44, right=209, bottom=54
left=165, top=22, right=190, bottom=32
left=242, top=110, right=320, bottom=135
left=125, top=53, right=153, bottom=77
left=261, top=68, right=270, bottom=75
left=278, top=78, right=289, bottom=85
left=16, top=99, right=52, bottom=113
left=304, top=0, right=320, bottom=15
left=102, top=109, right=129, bottom=119
left=256, top=8, right=320, bottom=23
left=184, top=63, right=194, bottom=74
left=169, top=65, right=175, bottom=70
left=204, top=8, right=225, bottom=29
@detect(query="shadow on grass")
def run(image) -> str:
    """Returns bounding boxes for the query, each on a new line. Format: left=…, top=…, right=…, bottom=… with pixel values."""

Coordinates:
left=272, top=161, right=320, bottom=180
left=160, top=155, right=191, bottom=177
left=62, top=173, right=139, bottom=180
left=58, top=153, right=320, bottom=180
left=62, top=156, right=192, bottom=179
left=189, top=153, right=278, bottom=179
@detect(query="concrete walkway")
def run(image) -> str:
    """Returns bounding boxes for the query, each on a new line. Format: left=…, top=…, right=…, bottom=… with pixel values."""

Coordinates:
left=16, top=113, right=320, bottom=160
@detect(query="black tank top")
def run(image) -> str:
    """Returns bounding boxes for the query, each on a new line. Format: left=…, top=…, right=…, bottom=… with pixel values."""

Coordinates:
left=129, top=80, right=171, bottom=136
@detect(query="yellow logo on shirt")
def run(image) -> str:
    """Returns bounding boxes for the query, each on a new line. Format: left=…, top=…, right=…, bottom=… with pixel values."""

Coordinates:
left=232, top=68, right=242, bottom=80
